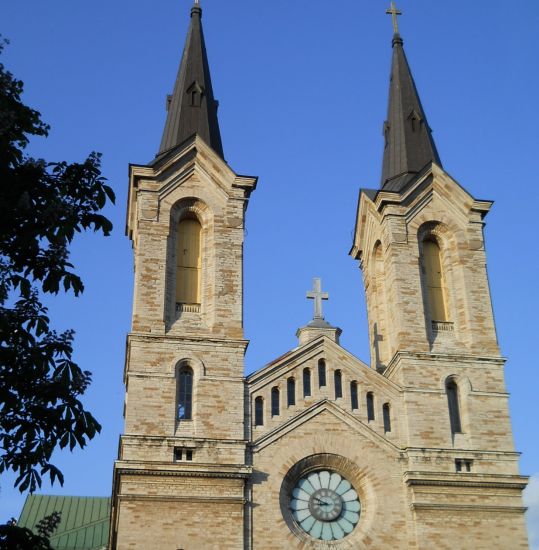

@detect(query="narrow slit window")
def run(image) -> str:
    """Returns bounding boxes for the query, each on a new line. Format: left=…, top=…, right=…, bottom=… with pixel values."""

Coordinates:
left=350, top=382, right=359, bottom=410
left=318, top=359, right=326, bottom=388
left=455, top=459, right=473, bottom=473
left=177, top=366, right=193, bottom=420
left=446, top=379, right=462, bottom=434
left=303, top=368, right=311, bottom=397
left=367, top=392, right=375, bottom=421
left=271, top=387, right=280, bottom=417
left=254, top=396, right=264, bottom=426
left=176, top=217, right=202, bottom=305
left=287, top=377, right=296, bottom=407
left=383, top=403, right=391, bottom=433
left=422, top=237, right=448, bottom=322
left=334, top=370, right=343, bottom=399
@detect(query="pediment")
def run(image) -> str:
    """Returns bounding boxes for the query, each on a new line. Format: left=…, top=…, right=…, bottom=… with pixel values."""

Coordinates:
left=251, top=399, right=400, bottom=456
left=351, top=163, right=493, bottom=258
left=127, top=135, right=257, bottom=236
left=248, top=335, right=399, bottom=395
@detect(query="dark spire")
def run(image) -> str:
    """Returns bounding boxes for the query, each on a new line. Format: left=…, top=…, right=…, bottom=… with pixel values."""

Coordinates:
left=380, top=32, right=442, bottom=192
left=158, top=1, right=224, bottom=158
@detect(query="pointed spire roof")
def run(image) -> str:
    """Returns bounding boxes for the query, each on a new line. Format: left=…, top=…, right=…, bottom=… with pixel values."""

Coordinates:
left=158, top=1, right=224, bottom=159
left=381, top=32, right=442, bottom=192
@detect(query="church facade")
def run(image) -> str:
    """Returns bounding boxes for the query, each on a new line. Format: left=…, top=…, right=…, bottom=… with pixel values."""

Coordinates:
left=109, top=3, right=529, bottom=549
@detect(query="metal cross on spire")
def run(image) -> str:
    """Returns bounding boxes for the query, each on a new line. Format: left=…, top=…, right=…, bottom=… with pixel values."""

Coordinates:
left=306, top=278, right=329, bottom=320
left=386, top=1, right=402, bottom=34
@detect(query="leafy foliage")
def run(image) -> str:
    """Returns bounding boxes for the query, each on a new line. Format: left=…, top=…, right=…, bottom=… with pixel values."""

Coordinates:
left=0, top=39, right=115, bottom=493
left=0, top=512, right=61, bottom=549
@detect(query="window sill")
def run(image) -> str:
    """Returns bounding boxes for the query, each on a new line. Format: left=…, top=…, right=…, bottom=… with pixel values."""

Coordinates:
left=432, top=321, right=454, bottom=332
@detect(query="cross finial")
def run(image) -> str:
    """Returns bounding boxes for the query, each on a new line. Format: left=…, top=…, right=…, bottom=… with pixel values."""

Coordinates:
left=386, top=1, right=402, bottom=35
left=191, top=0, right=202, bottom=16
left=306, top=278, right=329, bottom=320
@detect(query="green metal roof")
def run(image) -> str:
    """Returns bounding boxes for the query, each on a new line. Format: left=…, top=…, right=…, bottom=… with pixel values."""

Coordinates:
left=18, top=495, right=110, bottom=550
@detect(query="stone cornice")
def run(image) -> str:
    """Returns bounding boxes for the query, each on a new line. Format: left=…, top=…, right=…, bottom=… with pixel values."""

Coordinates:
left=404, top=471, right=528, bottom=490
left=127, top=332, right=249, bottom=348
left=411, top=503, right=527, bottom=514
left=114, top=461, right=251, bottom=480
left=384, top=350, right=506, bottom=380
left=120, top=435, right=248, bottom=446
left=233, top=174, right=258, bottom=197
left=117, top=494, right=246, bottom=505
left=403, top=449, right=521, bottom=459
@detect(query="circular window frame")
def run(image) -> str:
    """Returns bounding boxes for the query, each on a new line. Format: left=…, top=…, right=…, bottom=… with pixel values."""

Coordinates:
left=280, top=454, right=368, bottom=547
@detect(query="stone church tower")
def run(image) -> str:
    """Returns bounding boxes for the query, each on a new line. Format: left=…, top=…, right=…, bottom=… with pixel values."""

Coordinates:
left=110, top=3, right=529, bottom=549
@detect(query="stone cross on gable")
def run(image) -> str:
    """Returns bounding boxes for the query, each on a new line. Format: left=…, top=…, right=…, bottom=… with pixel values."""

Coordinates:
left=307, top=278, right=329, bottom=320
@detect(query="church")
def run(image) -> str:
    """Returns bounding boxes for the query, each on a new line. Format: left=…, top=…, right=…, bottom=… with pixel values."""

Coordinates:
left=109, top=2, right=529, bottom=548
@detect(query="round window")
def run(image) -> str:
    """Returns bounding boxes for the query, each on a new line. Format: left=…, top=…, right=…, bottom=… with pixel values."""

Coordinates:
left=289, top=469, right=361, bottom=541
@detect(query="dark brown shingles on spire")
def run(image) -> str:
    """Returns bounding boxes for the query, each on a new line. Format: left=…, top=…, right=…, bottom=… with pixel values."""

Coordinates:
left=381, top=34, right=441, bottom=192
left=158, top=3, right=224, bottom=158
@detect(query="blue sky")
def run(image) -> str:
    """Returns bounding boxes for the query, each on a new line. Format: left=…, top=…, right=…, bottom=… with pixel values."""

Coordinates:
left=1, top=0, right=538, bottom=544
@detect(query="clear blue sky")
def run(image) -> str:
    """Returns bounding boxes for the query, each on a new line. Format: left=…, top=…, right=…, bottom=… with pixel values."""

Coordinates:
left=1, top=0, right=538, bottom=541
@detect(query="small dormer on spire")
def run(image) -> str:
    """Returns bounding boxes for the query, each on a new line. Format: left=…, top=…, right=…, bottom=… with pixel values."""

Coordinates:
left=381, top=2, right=441, bottom=192
left=158, top=0, right=224, bottom=159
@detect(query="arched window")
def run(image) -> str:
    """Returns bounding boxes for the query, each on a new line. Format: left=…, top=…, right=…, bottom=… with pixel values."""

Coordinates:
left=303, top=368, right=311, bottom=397
left=287, top=377, right=296, bottom=407
left=446, top=379, right=462, bottom=434
left=383, top=403, right=391, bottom=433
left=271, top=387, right=280, bottom=417
left=350, top=381, right=359, bottom=410
left=367, top=392, right=375, bottom=421
left=334, top=370, right=343, bottom=399
left=422, top=237, right=448, bottom=322
left=176, top=216, right=202, bottom=305
left=254, top=396, right=264, bottom=426
left=318, top=359, right=326, bottom=388
left=177, top=366, right=193, bottom=420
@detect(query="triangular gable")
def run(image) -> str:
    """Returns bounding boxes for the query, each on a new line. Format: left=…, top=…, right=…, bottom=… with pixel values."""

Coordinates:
left=127, top=135, right=257, bottom=237
left=251, top=399, right=401, bottom=456
left=247, top=335, right=399, bottom=396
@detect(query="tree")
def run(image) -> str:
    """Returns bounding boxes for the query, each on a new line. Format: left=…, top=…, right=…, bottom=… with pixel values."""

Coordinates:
left=0, top=513, right=61, bottom=549
left=0, top=38, right=115, bottom=493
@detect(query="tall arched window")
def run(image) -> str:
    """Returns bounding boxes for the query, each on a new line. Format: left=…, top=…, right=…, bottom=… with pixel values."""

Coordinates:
left=446, top=379, right=462, bottom=434
left=422, top=237, right=448, bottom=322
left=271, top=387, right=280, bottom=417
left=303, top=368, right=311, bottom=397
left=177, top=366, right=193, bottom=420
left=287, top=377, right=296, bottom=407
left=318, top=359, right=326, bottom=388
left=350, top=382, right=359, bottom=411
left=254, top=396, right=264, bottom=426
left=383, top=403, right=391, bottom=433
left=334, top=370, right=343, bottom=399
left=176, top=216, right=202, bottom=305
left=367, top=392, right=375, bottom=421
